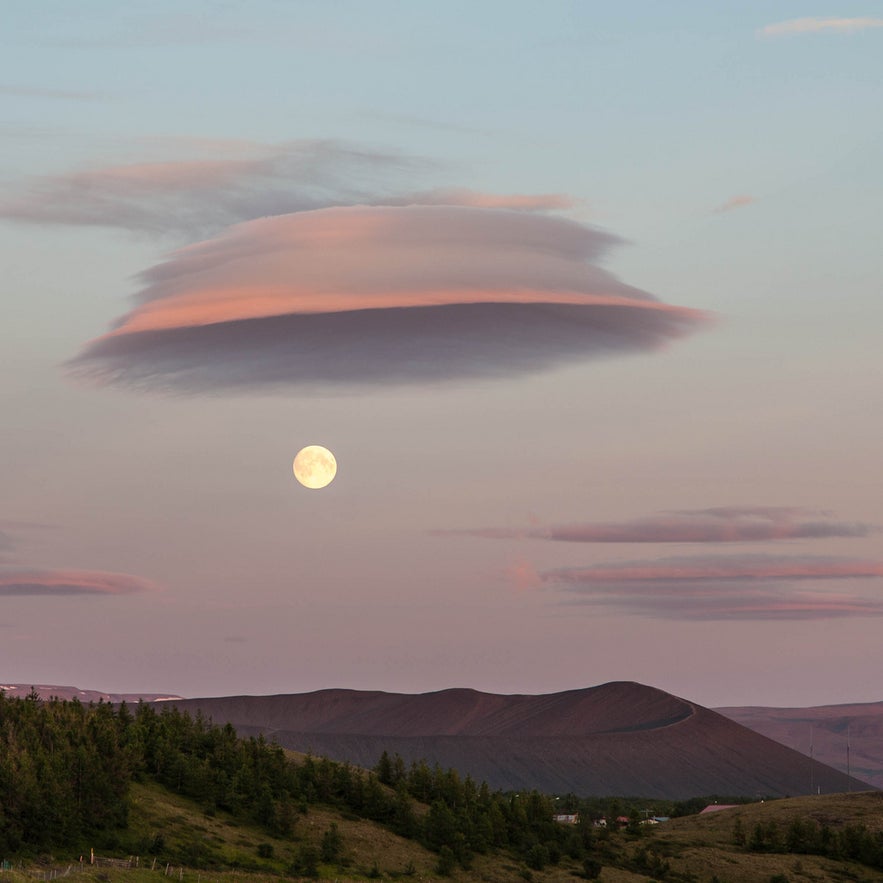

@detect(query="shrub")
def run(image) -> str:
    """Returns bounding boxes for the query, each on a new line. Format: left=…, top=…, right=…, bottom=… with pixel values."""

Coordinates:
left=320, top=822, right=343, bottom=862
left=581, top=857, right=602, bottom=879
left=436, top=846, right=456, bottom=876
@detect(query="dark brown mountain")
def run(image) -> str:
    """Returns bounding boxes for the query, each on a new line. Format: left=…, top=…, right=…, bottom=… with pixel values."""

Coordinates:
left=717, top=699, right=883, bottom=790
left=169, top=682, right=873, bottom=799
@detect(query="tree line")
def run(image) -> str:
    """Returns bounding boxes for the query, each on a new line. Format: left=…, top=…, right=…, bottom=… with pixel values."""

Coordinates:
left=735, top=815, right=883, bottom=871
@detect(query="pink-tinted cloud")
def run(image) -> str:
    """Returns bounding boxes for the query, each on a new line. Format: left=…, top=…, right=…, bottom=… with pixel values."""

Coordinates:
left=450, top=507, right=874, bottom=544
left=712, top=194, right=755, bottom=214
left=0, top=141, right=426, bottom=238
left=505, top=560, right=542, bottom=592
left=0, top=569, right=158, bottom=596
left=538, top=555, right=883, bottom=620
left=70, top=205, right=707, bottom=391
left=758, top=17, right=883, bottom=37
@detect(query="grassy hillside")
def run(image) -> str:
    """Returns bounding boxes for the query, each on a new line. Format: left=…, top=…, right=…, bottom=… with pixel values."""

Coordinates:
left=4, top=779, right=646, bottom=882
left=125, top=779, right=439, bottom=878
left=648, top=792, right=883, bottom=882
left=5, top=784, right=883, bottom=882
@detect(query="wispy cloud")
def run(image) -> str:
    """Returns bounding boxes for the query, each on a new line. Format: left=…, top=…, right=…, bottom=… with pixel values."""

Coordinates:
left=0, top=140, right=428, bottom=239
left=538, top=554, right=883, bottom=620
left=545, top=555, right=883, bottom=584
left=0, top=84, right=105, bottom=101
left=0, top=568, right=159, bottom=596
left=0, top=141, right=578, bottom=239
left=758, top=17, right=883, bottom=37
left=0, top=520, right=61, bottom=564
left=384, top=188, right=576, bottom=212
left=712, top=194, right=755, bottom=214
left=448, top=507, right=875, bottom=544
left=70, top=205, right=707, bottom=392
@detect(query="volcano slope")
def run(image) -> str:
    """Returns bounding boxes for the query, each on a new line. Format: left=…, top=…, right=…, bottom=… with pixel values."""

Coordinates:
left=169, top=681, right=872, bottom=799
left=717, top=699, right=883, bottom=790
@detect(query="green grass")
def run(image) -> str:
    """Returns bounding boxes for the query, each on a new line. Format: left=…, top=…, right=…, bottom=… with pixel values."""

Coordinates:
left=7, top=786, right=883, bottom=882
left=117, top=780, right=442, bottom=879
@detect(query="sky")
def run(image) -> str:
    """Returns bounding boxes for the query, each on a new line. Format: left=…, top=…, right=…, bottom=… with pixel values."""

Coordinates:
left=2, top=1, right=882, bottom=709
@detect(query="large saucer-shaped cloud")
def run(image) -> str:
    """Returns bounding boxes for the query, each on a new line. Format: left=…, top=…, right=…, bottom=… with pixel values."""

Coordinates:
left=72, top=205, right=707, bottom=391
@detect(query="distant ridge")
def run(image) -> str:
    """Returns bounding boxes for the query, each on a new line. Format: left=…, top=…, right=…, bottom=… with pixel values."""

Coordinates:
left=0, top=684, right=183, bottom=703
left=168, top=682, right=874, bottom=799
left=717, top=699, right=883, bottom=790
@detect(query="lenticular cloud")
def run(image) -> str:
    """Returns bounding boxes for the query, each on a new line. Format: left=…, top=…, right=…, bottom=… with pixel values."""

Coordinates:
left=71, top=205, right=707, bottom=392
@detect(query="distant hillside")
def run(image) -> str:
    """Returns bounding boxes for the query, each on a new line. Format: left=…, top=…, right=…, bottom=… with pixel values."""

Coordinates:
left=0, top=683, right=182, bottom=703
left=169, top=682, right=873, bottom=799
left=717, top=699, right=883, bottom=790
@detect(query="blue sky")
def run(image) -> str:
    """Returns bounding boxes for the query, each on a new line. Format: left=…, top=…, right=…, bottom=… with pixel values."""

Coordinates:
left=2, top=2, right=882, bottom=707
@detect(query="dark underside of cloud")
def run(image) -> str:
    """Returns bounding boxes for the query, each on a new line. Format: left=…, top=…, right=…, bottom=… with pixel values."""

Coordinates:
left=71, top=300, right=699, bottom=392
left=561, top=584, right=883, bottom=621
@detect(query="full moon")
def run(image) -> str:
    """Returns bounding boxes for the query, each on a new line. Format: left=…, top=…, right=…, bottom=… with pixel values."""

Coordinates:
left=293, top=445, right=337, bottom=489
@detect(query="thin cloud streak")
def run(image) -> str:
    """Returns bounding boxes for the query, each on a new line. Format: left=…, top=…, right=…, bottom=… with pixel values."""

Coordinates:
left=0, top=532, right=13, bottom=564
left=48, top=13, right=258, bottom=49
left=544, top=555, right=883, bottom=584
left=384, top=189, right=576, bottom=211
left=539, top=554, right=883, bottom=620
left=449, top=507, right=874, bottom=543
left=562, top=586, right=883, bottom=621
left=0, top=569, right=159, bottom=596
left=71, top=205, right=707, bottom=392
left=758, top=17, right=883, bottom=37
left=712, top=194, right=755, bottom=214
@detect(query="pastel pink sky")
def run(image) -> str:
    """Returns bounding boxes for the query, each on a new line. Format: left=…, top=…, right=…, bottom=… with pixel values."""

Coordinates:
left=2, top=1, right=882, bottom=710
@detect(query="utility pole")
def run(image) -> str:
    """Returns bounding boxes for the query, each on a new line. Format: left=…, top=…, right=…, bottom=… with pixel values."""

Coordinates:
left=809, top=725, right=814, bottom=795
